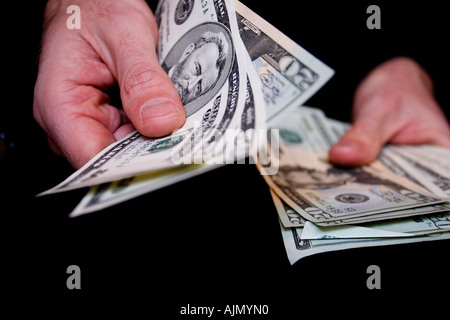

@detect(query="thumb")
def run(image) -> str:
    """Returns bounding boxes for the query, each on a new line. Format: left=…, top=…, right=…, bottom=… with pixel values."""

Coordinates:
left=119, top=56, right=186, bottom=137
left=329, top=121, right=385, bottom=167
left=96, top=6, right=186, bottom=137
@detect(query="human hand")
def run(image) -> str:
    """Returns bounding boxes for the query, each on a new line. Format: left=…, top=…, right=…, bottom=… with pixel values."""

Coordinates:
left=329, top=57, right=450, bottom=167
left=33, top=0, right=186, bottom=168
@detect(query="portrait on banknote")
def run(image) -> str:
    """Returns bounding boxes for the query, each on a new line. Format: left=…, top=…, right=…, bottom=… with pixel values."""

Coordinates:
left=161, top=22, right=234, bottom=116
left=273, top=164, right=402, bottom=191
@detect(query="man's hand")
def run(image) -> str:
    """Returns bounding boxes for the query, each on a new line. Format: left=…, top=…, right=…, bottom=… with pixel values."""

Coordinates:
left=33, top=0, right=186, bottom=168
left=329, top=57, right=450, bottom=167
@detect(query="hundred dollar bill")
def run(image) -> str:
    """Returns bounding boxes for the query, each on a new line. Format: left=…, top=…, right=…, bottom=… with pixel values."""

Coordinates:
left=280, top=220, right=450, bottom=265
left=234, top=0, right=334, bottom=122
left=40, top=0, right=250, bottom=195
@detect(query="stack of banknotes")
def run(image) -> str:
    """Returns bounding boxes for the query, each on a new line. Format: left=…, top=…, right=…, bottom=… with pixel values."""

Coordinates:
left=264, top=106, right=450, bottom=264
left=40, top=0, right=450, bottom=264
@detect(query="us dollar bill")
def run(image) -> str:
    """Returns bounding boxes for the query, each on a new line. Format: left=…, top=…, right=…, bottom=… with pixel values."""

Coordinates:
left=330, top=202, right=450, bottom=225
left=272, top=167, right=450, bottom=228
left=273, top=166, right=450, bottom=239
left=260, top=108, right=448, bottom=225
left=271, top=189, right=306, bottom=227
left=300, top=212, right=450, bottom=240
left=269, top=122, right=450, bottom=228
left=391, top=145, right=450, bottom=179
left=69, top=69, right=264, bottom=217
left=280, top=220, right=450, bottom=265
left=57, top=0, right=337, bottom=213
left=40, top=0, right=251, bottom=195
left=234, top=0, right=334, bottom=122
left=383, top=146, right=450, bottom=197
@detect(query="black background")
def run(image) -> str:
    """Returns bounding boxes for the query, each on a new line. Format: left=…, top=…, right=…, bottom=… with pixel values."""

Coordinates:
left=2, top=0, right=449, bottom=317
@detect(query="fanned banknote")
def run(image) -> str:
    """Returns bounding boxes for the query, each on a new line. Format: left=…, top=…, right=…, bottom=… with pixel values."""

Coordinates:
left=35, top=0, right=449, bottom=265
left=40, top=0, right=251, bottom=195
left=57, top=0, right=336, bottom=215
left=69, top=70, right=262, bottom=216
left=41, top=0, right=334, bottom=197
left=234, top=1, right=334, bottom=122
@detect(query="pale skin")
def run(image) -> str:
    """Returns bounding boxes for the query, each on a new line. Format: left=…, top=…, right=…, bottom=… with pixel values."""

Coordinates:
left=329, top=57, right=450, bottom=166
left=33, top=0, right=450, bottom=169
left=34, top=0, right=186, bottom=169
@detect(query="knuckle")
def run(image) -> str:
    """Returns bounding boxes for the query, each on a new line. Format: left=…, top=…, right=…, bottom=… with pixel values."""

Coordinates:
left=121, top=62, right=169, bottom=96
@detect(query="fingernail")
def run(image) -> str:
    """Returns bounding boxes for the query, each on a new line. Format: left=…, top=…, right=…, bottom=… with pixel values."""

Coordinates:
left=334, top=140, right=362, bottom=152
left=140, top=99, right=180, bottom=124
